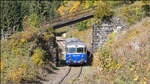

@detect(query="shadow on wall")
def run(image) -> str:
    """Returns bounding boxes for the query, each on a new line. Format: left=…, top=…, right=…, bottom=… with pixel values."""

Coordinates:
left=55, top=31, right=67, bottom=36
left=87, top=50, right=94, bottom=66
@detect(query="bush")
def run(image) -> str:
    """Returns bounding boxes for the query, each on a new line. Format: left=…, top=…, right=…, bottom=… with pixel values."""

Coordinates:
left=32, top=47, right=46, bottom=66
left=77, top=20, right=88, bottom=31
left=22, top=13, right=40, bottom=31
left=117, top=1, right=147, bottom=25
left=94, top=1, right=112, bottom=19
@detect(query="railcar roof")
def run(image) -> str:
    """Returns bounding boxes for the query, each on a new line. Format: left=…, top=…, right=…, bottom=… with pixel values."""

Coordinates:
left=65, top=38, right=86, bottom=47
left=66, top=38, right=82, bottom=43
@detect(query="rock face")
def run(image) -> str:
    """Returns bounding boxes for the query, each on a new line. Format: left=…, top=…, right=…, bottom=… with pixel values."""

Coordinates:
left=92, top=16, right=128, bottom=52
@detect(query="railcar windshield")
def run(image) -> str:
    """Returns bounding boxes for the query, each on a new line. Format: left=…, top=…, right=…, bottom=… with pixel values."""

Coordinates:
left=68, top=48, right=76, bottom=53
left=77, top=47, right=84, bottom=53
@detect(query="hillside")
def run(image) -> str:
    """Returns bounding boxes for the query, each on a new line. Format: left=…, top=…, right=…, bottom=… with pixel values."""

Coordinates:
left=93, top=17, right=150, bottom=84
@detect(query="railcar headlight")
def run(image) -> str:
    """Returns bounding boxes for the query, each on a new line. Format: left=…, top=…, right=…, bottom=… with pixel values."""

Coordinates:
left=67, top=56, right=71, bottom=58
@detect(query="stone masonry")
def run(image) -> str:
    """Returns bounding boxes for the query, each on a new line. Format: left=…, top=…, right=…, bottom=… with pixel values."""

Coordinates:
left=92, top=16, right=128, bottom=53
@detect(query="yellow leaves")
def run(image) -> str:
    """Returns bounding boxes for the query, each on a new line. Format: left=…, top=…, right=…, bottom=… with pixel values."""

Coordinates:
left=0, top=61, right=5, bottom=72
left=93, top=0, right=103, bottom=6
left=43, top=32, right=52, bottom=41
left=130, top=67, right=134, bottom=71
left=93, top=17, right=150, bottom=83
left=32, top=48, right=46, bottom=66
left=42, top=28, right=53, bottom=41
left=134, top=74, right=139, bottom=81
left=143, top=77, right=148, bottom=81
left=85, top=1, right=90, bottom=8
left=139, top=76, right=148, bottom=84
left=94, top=1, right=111, bottom=19
left=7, top=66, right=24, bottom=83
left=134, top=71, right=139, bottom=81
left=69, top=1, right=80, bottom=13
left=22, top=13, right=39, bottom=30
left=94, top=47, right=121, bottom=73
left=109, top=32, right=117, bottom=40
left=58, top=5, right=66, bottom=16
left=105, top=32, right=117, bottom=47
left=116, top=64, right=122, bottom=70
left=5, top=62, right=36, bottom=83
left=128, top=28, right=141, bottom=41
left=58, top=1, right=81, bottom=17
left=11, top=48, right=22, bottom=56
left=20, top=38, right=27, bottom=43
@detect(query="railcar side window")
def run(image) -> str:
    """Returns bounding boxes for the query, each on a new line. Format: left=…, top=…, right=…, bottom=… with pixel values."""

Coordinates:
left=68, top=48, right=76, bottom=53
left=77, top=48, right=84, bottom=53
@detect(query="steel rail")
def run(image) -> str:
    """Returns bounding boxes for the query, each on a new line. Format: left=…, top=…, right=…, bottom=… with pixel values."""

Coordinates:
left=76, top=66, right=83, bottom=78
left=58, top=66, right=72, bottom=84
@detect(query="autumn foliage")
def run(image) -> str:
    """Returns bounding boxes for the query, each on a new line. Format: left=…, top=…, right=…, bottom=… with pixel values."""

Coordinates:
left=93, top=17, right=150, bottom=84
left=1, top=13, right=54, bottom=83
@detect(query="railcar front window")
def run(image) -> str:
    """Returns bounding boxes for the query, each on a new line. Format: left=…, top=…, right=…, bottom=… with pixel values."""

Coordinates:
left=77, top=48, right=84, bottom=53
left=68, top=48, right=76, bottom=53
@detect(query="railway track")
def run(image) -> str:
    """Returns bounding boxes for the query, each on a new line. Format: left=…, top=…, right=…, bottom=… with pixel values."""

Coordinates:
left=58, top=66, right=83, bottom=84
left=58, top=66, right=72, bottom=84
left=76, top=66, right=83, bottom=78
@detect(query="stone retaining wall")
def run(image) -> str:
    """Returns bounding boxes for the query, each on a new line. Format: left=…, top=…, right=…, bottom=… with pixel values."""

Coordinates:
left=92, top=16, right=128, bottom=52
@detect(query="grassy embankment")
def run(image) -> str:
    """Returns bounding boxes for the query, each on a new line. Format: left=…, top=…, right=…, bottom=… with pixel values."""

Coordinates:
left=1, top=14, right=54, bottom=83
left=93, top=17, right=150, bottom=84
left=92, top=1, right=150, bottom=84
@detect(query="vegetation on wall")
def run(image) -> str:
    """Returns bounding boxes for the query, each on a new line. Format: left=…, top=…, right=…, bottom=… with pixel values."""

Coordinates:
left=94, top=1, right=112, bottom=20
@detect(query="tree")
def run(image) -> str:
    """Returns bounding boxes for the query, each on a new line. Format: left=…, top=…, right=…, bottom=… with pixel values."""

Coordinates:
left=0, top=1, right=62, bottom=39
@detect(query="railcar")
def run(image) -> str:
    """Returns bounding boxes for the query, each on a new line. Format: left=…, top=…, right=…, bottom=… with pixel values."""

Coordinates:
left=65, top=38, right=87, bottom=64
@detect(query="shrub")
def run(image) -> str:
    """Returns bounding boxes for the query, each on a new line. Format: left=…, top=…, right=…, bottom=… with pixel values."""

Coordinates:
left=94, top=1, right=112, bottom=19
left=42, top=27, right=54, bottom=40
left=117, top=1, right=147, bottom=25
left=77, top=20, right=88, bottom=31
left=22, top=13, right=40, bottom=31
left=32, top=47, right=46, bottom=66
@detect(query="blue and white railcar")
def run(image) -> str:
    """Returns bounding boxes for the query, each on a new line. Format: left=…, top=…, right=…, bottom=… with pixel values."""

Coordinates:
left=65, top=38, right=87, bottom=64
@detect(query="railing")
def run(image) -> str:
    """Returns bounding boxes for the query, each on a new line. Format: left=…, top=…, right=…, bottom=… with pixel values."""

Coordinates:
left=40, top=6, right=97, bottom=27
